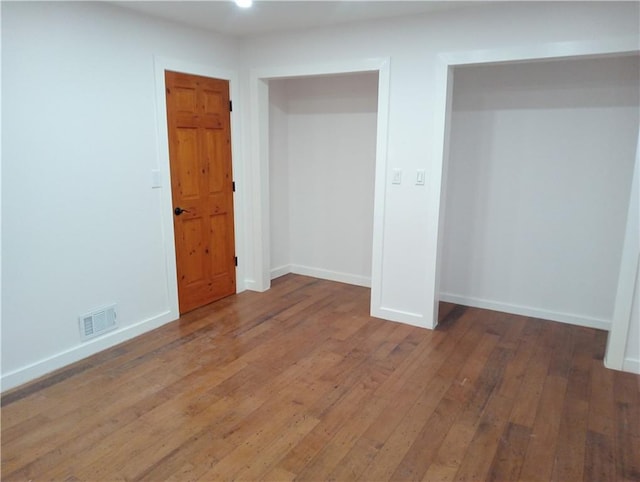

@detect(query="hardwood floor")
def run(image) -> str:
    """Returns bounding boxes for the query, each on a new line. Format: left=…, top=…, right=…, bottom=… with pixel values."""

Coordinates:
left=2, top=274, right=639, bottom=481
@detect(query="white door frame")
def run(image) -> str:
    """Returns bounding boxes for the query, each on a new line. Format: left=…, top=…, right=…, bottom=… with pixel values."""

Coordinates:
left=431, top=37, right=639, bottom=361
left=247, top=58, right=391, bottom=321
left=605, top=132, right=640, bottom=373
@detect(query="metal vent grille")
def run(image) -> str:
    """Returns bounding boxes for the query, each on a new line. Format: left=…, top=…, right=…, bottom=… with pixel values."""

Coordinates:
left=79, top=305, right=117, bottom=341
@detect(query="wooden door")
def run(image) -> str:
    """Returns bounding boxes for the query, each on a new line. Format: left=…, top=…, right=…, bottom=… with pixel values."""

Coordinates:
left=165, top=70, right=236, bottom=314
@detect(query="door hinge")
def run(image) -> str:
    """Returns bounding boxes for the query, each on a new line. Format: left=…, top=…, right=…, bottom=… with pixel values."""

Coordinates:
left=234, top=256, right=238, bottom=267
left=232, top=181, right=236, bottom=192
left=229, top=100, right=233, bottom=112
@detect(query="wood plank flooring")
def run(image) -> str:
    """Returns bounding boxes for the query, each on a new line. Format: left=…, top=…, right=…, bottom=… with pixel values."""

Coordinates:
left=2, top=274, right=639, bottom=481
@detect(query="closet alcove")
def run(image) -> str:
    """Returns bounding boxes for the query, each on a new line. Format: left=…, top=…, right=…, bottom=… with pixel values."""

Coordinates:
left=438, top=54, right=639, bottom=330
left=268, top=72, right=379, bottom=287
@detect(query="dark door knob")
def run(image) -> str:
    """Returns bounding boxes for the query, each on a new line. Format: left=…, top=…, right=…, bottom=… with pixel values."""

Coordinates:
left=174, top=207, right=190, bottom=216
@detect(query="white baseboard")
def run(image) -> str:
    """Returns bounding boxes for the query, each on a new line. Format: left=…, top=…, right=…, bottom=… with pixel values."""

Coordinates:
left=623, top=357, right=640, bottom=374
left=244, top=279, right=270, bottom=292
left=439, top=292, right=610, bottom=331
left=372, top=306, right=430, bottom=329
left=290, top=264, right=371, bottom=288
left=269, top=263, right=371, bottom=287
left=1, top=309, right=177, bottom=392
left=270, top=265, right=291, bottom=280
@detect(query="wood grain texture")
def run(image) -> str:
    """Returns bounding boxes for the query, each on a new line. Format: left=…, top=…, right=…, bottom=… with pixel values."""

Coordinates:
left=165, top=70, right=236, bottom=314
left=2, top=274, right=639, bottom=481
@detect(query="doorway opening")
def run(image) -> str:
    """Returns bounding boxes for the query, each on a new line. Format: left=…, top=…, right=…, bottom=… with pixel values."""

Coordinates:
left=436, top=54, right=639, bottom=330
left=249, top=58, right=391, bottom=320
left=268, top=72, right=379, bottom=287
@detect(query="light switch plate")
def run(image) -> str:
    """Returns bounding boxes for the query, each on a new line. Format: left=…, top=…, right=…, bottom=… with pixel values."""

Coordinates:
left=392, top=169, right=402, bottom=185
left=151, top=169, right=162, bottom=188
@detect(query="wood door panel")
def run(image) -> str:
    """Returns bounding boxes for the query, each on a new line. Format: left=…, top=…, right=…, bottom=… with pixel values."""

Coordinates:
left=166, top=70, right=236, bottom=314
left=185, top=275, right=234, bottom=309
left=208, top=193, right=228, bottom=218
left=204, top=129, right=227, bottom=194
left=173, top=87, right=197, bottom=112
left=210, top=214, right=230, bottom=276
left=175, top=128, right=200, bottom=199
left=203, top=89, right=225, bottom=114
left=180, top=217, right=206, bottom=285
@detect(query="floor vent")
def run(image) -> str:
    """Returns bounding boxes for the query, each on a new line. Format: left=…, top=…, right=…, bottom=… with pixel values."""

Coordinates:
left=79, top=305, right=117, bottom=341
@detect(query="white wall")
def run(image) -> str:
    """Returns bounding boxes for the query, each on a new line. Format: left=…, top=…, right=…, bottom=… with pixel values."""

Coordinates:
left=241, top=1, right=640, bottom=327
left=607, top=132, right=640, bottom=374
left=269, top=73, right=378, bottom=286
left=439, top=56, right=639, bottom=329
left=268, top=80, right=291, bottom=275
left=1, top=1, right=240, bottom=389
left=622, top=146, right=640, bottom=373
left=626, top=266, right=640, bottom=372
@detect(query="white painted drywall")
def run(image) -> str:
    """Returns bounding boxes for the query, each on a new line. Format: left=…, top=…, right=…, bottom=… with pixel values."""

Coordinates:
left=607, top=130, right=640, bottom=374
left=241, top=1, right=639, bottom=327
left=625, top=265, right=640, bottom=372
left=439, top=56, right=639, bottom=329
left=621, top=144, right=640, bottom=373
left=268, top=73, right=378, bottom=286
left=268, top=80, right=291, bottom=275
left=1, top=2, right=240, bottom=389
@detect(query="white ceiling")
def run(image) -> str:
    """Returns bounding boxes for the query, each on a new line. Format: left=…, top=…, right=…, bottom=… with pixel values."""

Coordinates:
left=113, top=1, right=480, bottom=37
